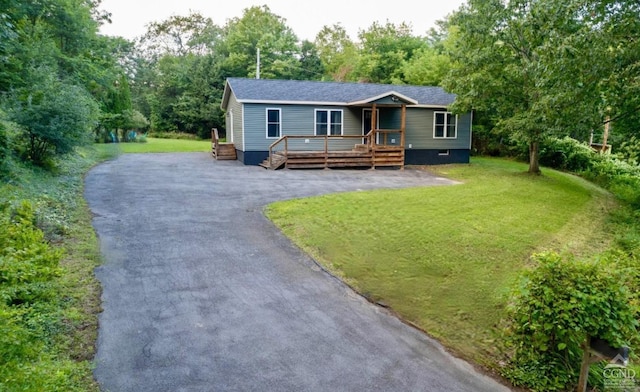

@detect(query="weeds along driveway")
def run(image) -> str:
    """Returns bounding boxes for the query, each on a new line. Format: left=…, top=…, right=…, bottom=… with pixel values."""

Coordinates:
left=85, top=152, right=511, bottom=392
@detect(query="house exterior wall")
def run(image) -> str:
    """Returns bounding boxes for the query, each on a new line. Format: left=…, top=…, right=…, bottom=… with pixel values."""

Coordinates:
left=225, top=93, right=243, bottom=149
left=404, top=108, right=471, bottom=150
left=242, top=103, right=362, bottom=152
left=226, top=89, right=472, bottom=165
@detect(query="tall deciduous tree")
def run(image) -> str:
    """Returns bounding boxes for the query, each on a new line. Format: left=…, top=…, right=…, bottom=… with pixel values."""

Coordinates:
left=133, top=12, right=224, bottom=137
left=218, top=5, right=299, bottom=79
left=402, top=46, right=451, bottom=86
left=1, top=0, right=126, bottom=163
left=443, top=0, right=640, bottom=174
left=314, top=24, right=358, bottom=81
left=138, top=12, right=221, bottom=59
left=354, top=21, right=426, bottom=84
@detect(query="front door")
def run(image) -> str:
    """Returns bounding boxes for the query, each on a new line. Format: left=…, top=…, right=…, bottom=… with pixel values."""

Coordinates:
left=362, top=108, right=379, bottom=144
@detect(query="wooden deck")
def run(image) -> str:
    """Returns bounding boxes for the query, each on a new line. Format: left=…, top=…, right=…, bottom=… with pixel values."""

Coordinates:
left=211, top=128, right=237, bottom=160
left=260, top=130, right=405, bottom=170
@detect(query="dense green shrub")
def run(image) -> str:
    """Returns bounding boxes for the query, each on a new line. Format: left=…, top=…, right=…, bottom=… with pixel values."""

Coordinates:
left=539, top=137, right=597, bottom=172
left=148, top=130, right=202, bottom=140
left=583, top=157, right=640, bottom=208
left=502, top=252, right=638, bottom=391
left=7, top=70, right=99, bottom=166
left=0, top=200, right=84, bottom=391
left=538, top=136, right=640, bottom=208
left=616, top=136, right=640, bottom=165
left=0, top=201, right=63, bottom=305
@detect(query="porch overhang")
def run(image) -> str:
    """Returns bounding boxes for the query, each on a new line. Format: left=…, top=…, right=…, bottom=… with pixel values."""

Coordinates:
left=348, top=91, right=418, bottom=106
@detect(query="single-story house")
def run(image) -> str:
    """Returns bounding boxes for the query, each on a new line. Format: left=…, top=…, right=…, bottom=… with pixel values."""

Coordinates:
left=219, top=78, right=472, bottom=169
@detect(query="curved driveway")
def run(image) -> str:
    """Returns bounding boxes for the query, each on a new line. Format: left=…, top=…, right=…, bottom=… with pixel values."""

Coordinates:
left=85, top=153, right=511, bottom=392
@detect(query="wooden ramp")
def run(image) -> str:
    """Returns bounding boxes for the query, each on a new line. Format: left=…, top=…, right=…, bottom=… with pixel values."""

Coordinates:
left=211, top=129, right=237, bottom=160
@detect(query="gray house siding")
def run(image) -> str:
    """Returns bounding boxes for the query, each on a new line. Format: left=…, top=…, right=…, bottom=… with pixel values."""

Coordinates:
left=221, top=78, right=471, bottom=166
left=404, top=109, right=471, bottom=150
left=224, top=94, right=243, bottom=149
left=403, top=109, right=471, bottom=164
left=243, top=104, right=363, bottom=152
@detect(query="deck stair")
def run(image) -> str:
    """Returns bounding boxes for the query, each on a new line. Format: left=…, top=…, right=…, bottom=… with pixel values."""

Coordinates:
left=372, top=147, right=404, bottom=168
left=259, top=154, right=287, bottom=170
left=211, top=128, right=237, bottom=160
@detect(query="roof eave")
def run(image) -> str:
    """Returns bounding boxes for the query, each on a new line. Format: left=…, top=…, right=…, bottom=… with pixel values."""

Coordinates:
left=348, top=90, right=419, bottom=106
left=412, top=104, right=455, bottom=109
left=234, top=99, right=454, bottom=108
left=237, top=99, right=348, bottom=106
left=221, top=80, right=232, bottom=110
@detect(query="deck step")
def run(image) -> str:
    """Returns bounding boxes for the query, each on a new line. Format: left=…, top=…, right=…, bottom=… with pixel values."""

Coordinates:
left=259, top=155, right=287, bottom=170
left=212, top=143, right=237, bottom=160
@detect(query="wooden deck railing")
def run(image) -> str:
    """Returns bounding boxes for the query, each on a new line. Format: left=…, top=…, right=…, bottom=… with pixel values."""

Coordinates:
left=267, top=129, right=404, bottom=168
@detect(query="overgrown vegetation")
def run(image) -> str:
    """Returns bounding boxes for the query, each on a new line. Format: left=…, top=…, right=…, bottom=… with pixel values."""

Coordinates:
left=503, top=252, right=639, bottom=391
left=0, top=148, right=114, bottom=391
left=539, top=137, right=640, bottom=208
left=0, top=0, right=148, bottom=166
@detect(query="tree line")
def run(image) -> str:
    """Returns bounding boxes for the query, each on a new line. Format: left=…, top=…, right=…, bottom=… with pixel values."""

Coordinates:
left=128, top=5, right=453, bottom=140
left=0, top=0, right=144, bottom=168
left=1, top=1, right=637, bottom=174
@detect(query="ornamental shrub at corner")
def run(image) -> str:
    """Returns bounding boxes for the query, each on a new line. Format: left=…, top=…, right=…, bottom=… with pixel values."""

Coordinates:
left=501, top=252, right=638, bottom=391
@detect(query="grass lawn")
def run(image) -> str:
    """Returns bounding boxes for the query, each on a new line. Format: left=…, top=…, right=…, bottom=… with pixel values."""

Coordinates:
left=93, top=137, right=211, bottom=154
left=265, top=157, right=616, bottom=370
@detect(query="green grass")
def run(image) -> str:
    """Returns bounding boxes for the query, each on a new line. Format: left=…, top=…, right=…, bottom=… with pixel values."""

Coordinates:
left=94, top=137, right=211, bottom=154
left=265, top=157, right=616, bottom=369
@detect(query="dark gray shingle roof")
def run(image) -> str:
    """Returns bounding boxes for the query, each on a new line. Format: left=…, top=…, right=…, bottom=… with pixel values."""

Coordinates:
left=224, top=78, right=455, bottom=107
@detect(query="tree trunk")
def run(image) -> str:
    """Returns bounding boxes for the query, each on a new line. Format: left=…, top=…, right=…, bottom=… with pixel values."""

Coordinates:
left=528, top=140, right=541, bottom=174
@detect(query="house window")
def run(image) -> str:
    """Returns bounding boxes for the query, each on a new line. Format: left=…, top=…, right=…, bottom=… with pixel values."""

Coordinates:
left=315, top=109, right=343, bottom=136
left=434, top=111, right=457, bottom=139
left=438, top=149, right=450, bottom=156
left=266, top=108, right=281, bottom=138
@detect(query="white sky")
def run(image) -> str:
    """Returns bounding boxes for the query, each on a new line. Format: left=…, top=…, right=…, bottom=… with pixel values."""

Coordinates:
left=98, top=0, right=467, bottom=41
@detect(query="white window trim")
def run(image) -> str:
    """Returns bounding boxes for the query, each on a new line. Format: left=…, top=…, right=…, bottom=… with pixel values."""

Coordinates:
left=266, top=108, right=282, bottom=139
left=314, top=109, right=344, bottom=136
left=433, top=111, right=458, bottom=139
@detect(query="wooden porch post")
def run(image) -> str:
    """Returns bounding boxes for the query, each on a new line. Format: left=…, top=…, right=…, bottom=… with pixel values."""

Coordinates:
left=400, top=104, right=406, bottom=147
left=371, top=104, right=377, bottom=169
left=400, top=104, right=406, bottom=170
left=371, top=104, right=377, bottom=148
left=324, top=135, right=329, bottom=169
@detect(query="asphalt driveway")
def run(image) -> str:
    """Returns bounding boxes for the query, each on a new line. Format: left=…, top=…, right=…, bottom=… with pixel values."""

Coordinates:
left=85, top=153, right=511, bottom=392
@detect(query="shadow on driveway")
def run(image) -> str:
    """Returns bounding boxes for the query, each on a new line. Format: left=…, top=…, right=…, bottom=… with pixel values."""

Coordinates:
left=85, top=153, right=511, bottom=392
